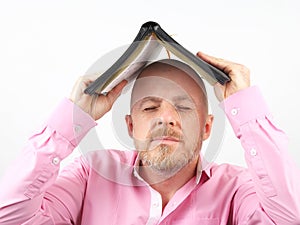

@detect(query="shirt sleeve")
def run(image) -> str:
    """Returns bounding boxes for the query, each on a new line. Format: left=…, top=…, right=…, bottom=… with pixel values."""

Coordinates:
left=220, top=86, right=300, bottom=224
left=0, top=98, right=97, bottom=225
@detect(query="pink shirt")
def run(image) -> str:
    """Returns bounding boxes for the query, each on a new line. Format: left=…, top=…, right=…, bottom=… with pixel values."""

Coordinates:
left=0, top=86, right=299, bottom=225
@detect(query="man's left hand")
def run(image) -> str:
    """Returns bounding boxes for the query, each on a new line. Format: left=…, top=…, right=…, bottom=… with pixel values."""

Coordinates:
left=197, top=52, right=250, bottom=101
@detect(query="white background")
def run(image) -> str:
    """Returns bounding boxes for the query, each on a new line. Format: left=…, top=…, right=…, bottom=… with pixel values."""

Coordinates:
left=0, top=0, right=299, bottom=178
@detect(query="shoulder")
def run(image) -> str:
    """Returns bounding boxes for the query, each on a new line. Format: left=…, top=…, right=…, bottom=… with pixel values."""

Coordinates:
left=209, top=163, right=253, bottom=185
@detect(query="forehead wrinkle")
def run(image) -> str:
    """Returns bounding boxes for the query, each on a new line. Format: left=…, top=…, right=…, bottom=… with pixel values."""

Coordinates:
left=138, top=95, right=193, bottom=107
left=172, top=95, right=193, bottom=103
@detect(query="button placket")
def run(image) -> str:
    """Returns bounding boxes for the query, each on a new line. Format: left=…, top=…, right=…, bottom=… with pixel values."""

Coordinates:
left=152, top=202, right=160, bottom=208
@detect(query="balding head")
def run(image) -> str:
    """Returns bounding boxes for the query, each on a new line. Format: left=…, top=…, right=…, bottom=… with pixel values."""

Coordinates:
left=131, top=59, right=208, bottom=114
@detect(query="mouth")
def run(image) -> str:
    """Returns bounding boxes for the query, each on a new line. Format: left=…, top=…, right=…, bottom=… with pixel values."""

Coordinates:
left=151, top=136, right=181, bottom=144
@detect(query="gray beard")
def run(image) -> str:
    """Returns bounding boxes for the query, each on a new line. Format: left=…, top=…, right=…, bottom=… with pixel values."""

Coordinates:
left=138, top=143, right=198, bottom=178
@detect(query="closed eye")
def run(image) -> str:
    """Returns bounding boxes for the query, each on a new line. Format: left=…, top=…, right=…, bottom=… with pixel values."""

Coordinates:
left=144, top=106, right=158, bottom=111
left=176, top=105, right=192, bottom=111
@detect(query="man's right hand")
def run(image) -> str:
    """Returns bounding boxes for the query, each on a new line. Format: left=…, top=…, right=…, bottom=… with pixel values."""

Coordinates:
left=69, top=75, right=127, bottom=120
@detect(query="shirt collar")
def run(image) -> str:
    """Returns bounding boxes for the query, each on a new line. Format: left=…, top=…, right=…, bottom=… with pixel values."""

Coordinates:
left=133, top=152, right=212, bottom=185
left=196, top=153, right=212, bottom=183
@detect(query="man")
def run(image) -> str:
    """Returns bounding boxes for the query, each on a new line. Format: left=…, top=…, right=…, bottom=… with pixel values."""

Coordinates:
left=0, top=52, right=299, bottom=224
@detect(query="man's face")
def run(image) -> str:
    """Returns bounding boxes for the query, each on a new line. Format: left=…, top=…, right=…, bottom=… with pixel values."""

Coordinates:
left=125, top=63, right=213, bottom=177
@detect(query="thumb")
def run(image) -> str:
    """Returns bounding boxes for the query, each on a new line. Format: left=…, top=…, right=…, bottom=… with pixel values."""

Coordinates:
left=213, top=83, right=225, bottom=102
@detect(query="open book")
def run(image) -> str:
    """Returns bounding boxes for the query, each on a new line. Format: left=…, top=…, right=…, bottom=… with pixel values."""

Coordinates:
left=84, top=21, right=230, bottom=95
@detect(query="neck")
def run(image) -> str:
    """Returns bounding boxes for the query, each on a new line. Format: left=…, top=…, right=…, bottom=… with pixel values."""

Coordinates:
left=138, top=156, right=199, bottom=211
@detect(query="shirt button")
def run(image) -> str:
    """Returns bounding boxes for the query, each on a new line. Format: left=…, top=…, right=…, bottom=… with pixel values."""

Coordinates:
left=231, top=108, right=239, bottom=116
left=74, top=125, right=82, bottom=133
left=52, top=157, right=60, bottom=165
left=153, top=202, right=159, bottom=208
left=250, top=148, right=257, bottom=156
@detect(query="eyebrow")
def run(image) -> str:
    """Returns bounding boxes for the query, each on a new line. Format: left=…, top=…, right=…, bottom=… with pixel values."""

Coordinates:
left=138, top=97, right=162, bottom=107
left=138, top=95, right=194, bottom=108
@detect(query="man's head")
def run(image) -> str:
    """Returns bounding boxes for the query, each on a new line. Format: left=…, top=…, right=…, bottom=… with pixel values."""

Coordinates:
left=125, top=59, right=213, bottom=178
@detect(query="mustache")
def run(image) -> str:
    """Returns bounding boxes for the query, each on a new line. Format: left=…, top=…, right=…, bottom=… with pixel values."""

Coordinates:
left=148, top=127, right=182, bottom=141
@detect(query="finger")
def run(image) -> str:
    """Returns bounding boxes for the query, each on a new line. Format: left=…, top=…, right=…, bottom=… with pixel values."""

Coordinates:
left=197, top=51, right=233, bottom=71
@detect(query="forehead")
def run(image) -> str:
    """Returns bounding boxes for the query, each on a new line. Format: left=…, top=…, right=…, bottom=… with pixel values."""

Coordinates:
left=130, top=65, right=205, bottom=107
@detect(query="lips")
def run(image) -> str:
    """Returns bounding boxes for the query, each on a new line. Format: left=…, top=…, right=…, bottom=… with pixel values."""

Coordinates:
left=149, top=128, right=183, bottom=145
left=151, top=136, right=182, bottom=144
left=153, top=136, right=179, bottom=141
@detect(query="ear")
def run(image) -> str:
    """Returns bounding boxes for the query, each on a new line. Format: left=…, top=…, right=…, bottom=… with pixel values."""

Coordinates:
left=202, top=114, right=214, bottom=141
left=125, top=115, right=133, bottom=138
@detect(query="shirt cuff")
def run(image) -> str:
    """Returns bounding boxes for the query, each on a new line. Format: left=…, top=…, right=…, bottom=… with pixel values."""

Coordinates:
left=219, top=86, right=271, bottom=137
left=47, top=98, right=97, bottom=146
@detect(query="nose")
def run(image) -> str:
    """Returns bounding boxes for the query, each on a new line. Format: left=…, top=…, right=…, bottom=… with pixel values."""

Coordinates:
left=156, top=102, right=179, bottom=127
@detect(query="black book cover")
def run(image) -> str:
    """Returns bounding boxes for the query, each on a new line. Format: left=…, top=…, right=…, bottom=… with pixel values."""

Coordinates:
left=84, top=21, right=230, bottom=95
